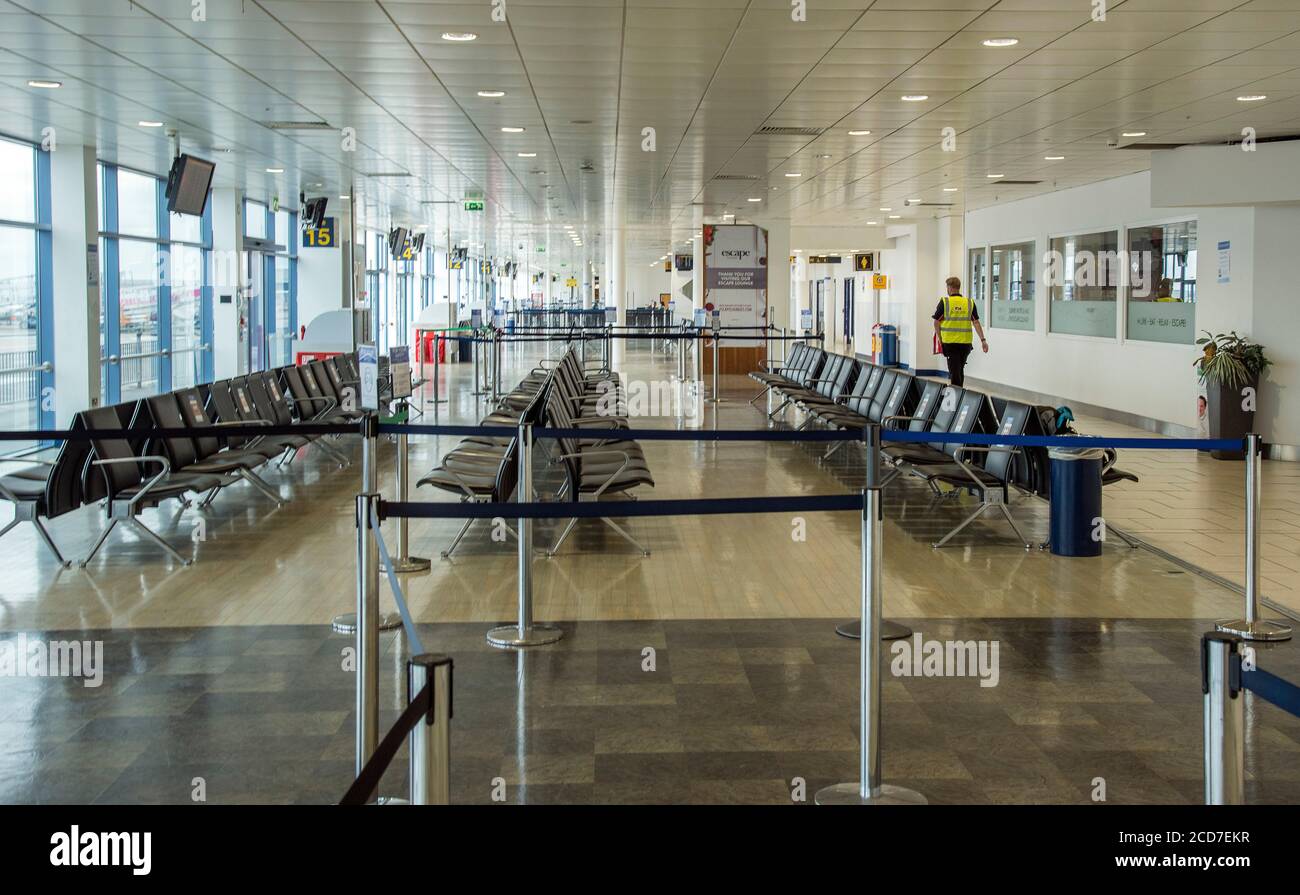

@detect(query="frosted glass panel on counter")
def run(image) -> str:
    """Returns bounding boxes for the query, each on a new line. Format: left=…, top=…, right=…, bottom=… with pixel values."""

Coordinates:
left=1050, top=300, right=1115, bottom=338
left=1127, top=301, right=1195, bottom=344
left=991, top=299, right=1035, bottom=331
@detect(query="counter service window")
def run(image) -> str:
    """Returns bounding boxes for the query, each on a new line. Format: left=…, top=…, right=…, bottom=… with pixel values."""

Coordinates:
left=1047, top=230, right=1118, bottom=338
left=1127, top=220, right=1196, bottom=345
left=989, top=241, right=1035, bottom=332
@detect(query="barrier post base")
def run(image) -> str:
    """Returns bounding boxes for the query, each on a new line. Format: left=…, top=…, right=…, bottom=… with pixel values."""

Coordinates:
left=1215, top=618, right=1292, bottom=642
left=332, top=612, right=403, bottom=634
left=486, top=622, right=564, bottom=649
left=814, top=783, right=928, bottom=806
left=835, top=620, right=912, bottom=641
left=383, top=556, right=432, bottom=574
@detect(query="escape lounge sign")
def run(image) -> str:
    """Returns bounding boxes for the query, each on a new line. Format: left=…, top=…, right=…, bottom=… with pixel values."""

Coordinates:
left=703, top=224, right=768, bottom=345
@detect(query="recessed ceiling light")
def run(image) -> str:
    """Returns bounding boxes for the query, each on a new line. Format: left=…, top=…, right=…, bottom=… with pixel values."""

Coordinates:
left=879, top=207, right=892, bottom=212
left=848, top=129, right=871, bottom=136
left=340, top=195, right=351, bottom=200
left=747, top=197, right=762, bottom=202
left=477, top=89, right=506, bottom=98
left=139, top=120, right=164, bottom=128
left=785, top=172, right=802, bottom=177
left=501, top=126, right=525, bottom=133
left=901, top=94, right=929, bottom=102
left=907, top=198, right=921, bottom=204
left=987, top=173, right=1004, bottom=178
left=266, top=167, right=284, bottom=174
left=1122, top=131, right=1147, bottom=138
left=815, top=154, right=832, bottom=159
left=1045, top=155, right=1065, bottom=160
left=982, top=38, right=1020, bottom=48
left=517, top=152, right=537, bottom=158
left=27, top=80, right=62, bottom=89
left=1237, top=94, right=1267, bottom=102
left=888, top=215, right=901, bottom=219
left=943, top=187, right=959, bottom=192
left=867, top=221, right=879, bottom=225
left=442, top=32, right=478, bottom=41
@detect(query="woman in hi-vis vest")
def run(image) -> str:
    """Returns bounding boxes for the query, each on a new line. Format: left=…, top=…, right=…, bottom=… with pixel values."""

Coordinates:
left=932, top=276, right=988, bottom=388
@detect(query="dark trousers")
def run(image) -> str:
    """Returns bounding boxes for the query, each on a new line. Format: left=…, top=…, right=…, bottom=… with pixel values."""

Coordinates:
left=942, top=343, right=972, bottom=387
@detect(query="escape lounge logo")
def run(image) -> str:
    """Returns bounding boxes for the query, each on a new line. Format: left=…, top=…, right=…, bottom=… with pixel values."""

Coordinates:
left=50, top=827, right=151, bottom=876
left=720, top=249, right=752, bottom=260
left=890, top=633, right=1000, bottom=688
left=0, top=636, right=103, bottom=687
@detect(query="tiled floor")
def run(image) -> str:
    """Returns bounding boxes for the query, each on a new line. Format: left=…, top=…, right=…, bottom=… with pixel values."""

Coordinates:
left=1, top=340, right=1297, bottom=806
left=1, top=618, right=1297, bottom=805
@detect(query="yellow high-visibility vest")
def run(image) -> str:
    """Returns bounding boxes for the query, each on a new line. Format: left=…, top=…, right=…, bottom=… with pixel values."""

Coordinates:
left=939, top=295, right=974, bottom=345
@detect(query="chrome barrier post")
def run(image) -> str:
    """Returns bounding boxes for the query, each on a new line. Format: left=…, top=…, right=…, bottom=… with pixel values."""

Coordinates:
left=354, top=491, right=380, bottom=780
left=335, top=415, right=401, bottom=633
left=487, top=421, right=563, bottom=648
left=385, top=410, right=431, bottom=574
left=708, top=327, right=721, bottom=404
left=408, top=653, right=453, bottom=805
left=492, top=330, right=501, bottom=403
left=1202, top=633, right=1245, bottom=805
left=429, top=334, right=446, bottom=410
left=1218, top=433, right=1292, bottom=641
left=817, top=425, right=926, bottom=806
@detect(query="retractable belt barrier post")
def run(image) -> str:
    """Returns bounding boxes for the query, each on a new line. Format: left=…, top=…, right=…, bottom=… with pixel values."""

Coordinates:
left=385, top=403, right=431, bottom=574
left=1218, top=433, right=1292, bottom=642
left=1202, top=633, right=1245, bottom=805
left=487, top=420, right=563, bottom=648
left=408, top=653, right=453, bottom=805
left=709, top=326, right=721, bottom=404
left=335, top=414, right=401, bottom=634
left=817, top=425, right=927, bottom=806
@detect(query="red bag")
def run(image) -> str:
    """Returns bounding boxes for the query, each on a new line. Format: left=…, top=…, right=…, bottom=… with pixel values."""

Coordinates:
left=933, top=333, right=943, bottom=355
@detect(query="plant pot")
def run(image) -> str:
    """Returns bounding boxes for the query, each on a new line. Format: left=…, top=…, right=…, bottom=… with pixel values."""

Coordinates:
left=1205, top=376, right=1257, bottom=460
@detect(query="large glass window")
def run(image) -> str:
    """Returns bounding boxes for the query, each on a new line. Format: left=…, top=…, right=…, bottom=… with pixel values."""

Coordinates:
left=989, top=241, right=1036, bottom=332
left=0, top=137, right=48, bottom=451
left=1127, top=220, right=1197, bottom=345
left=966, top=247, right=986, bottom=312
left=99, top=164, right=212, bottom=402
left=1047, top=230, right=1119, bottom=338
left=270, top=209, right=296, bottom=367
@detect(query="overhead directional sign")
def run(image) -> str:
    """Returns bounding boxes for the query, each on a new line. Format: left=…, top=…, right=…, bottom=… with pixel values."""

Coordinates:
left=808, top=255, right=842, bottom=265
left=463, top=200, right=484, bottom=212
left=854, top=253, right=876, bottom=272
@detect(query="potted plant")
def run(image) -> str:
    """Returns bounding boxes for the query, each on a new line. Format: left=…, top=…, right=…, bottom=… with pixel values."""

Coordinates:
left=1194, top=331, right=1271, bottom=460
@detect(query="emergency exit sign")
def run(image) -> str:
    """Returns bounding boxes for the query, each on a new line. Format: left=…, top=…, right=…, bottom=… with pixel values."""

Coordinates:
left=463, top=199, right=484, bottom=211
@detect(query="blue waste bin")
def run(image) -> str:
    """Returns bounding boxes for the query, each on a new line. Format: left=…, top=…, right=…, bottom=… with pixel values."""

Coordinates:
left=878, top=325, right=899, bottom=367
left=1048, top=447, right=1106, bottom=556
left=506, top=319, right=515, bottom=334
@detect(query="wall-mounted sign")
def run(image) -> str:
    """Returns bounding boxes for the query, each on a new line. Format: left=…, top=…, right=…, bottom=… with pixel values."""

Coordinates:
left=674, top=253, right=693, bottom=272
left=480, top=260, right=493, bottom=275
left=808, top=255, right=842, bottom=265
left=464, top=199, right=484, bottom=212
left=303, top=217, right=336, bottom=248
left=448, top=255, right=465, bottom=270
left=565, top=277, right=578, bottom=288
left=854, top=253, right=876, bottom=272
left=1217, top=240, right=1231, bottom=284
left=872, top=273, right=888, bottom=289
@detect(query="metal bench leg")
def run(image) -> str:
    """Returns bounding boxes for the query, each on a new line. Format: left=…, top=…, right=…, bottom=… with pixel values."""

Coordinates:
left=767, top=398, right=791, bottom=420
left=128, top=517, right=193, bottom=566
left=749, top=385, right=773, bottom=406
left=199, top=486, right=222, bottom=508
left=78, top=518, right=119, bottom=567
left=997, top=503, right=1033, bottom=550
left=600, top=516, right=650, bottom=557
left=546, top=517, right=579, bottom=557
left=31, top=519, right=71, bottom=567
left=441, top=518, right=475, bottom=558
left=823, top=440, right=846, bottom=460
left=239, top=469, right=284, bottom=506
left=932, top=502, right=989, bottom=549
left=0, top=518, right=18, bottom=540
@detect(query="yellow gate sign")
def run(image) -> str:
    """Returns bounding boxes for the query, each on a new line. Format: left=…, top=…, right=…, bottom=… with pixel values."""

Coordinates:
left=872, top=273, right=887, bottom=289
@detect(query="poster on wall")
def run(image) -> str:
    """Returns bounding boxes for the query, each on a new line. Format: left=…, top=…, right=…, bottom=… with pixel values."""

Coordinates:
left=702, top=224, right=767, bottom=346
left=1217, top=241, right=1231, bottom=284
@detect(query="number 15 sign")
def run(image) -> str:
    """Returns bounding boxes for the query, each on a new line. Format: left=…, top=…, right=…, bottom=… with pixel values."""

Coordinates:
left=303, top=217, right=336, bottom=248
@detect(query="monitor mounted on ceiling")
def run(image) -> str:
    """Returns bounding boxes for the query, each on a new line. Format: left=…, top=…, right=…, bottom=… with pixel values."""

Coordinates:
left=164, top=154, right=216, bottom=217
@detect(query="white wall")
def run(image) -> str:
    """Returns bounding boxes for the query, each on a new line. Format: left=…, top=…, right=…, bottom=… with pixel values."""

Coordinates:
left=1249, top=206, right=1300, bottom=445
left=963, top=171, right=1257, bottom=433
left=296, top=217, right=345, bottom=328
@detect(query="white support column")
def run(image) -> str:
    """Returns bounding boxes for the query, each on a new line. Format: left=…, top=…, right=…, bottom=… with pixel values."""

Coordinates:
left=762, top=219, right=792, bottom=337
left=210, top=188, right=245, bottom=379
left=50, top=145, right=101, bottom=422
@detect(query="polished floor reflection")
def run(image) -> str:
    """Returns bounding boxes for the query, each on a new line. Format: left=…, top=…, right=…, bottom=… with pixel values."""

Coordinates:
left=1, top=617, right=1297, bottom=805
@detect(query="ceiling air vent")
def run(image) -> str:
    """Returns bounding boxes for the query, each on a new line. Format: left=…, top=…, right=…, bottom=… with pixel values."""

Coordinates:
left=713, top=173, right=758, bottom=181
left=984, top=179, right=1042, bottom=186
left=365, top=172, right=413, bottom=178
left=262, top=120, right=333, bottom=131
left=754, top=126, right=825, bottom=137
